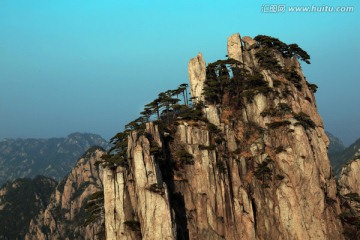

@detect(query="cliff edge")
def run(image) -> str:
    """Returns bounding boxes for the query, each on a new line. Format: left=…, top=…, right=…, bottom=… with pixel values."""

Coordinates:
left=101, top=33, right=345, bottom=239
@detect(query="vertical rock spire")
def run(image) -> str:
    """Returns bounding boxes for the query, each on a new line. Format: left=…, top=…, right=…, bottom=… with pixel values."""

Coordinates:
left=227, top=33, right=243, bottom=63
left=188, top=52, right=206, bottom=103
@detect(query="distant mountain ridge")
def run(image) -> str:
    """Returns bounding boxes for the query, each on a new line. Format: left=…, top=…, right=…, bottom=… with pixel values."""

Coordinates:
left=327, top=132, right=360, bottom=175
left=334, top=138, right=360, bottom=175
left=0, top=132, right=109, bottom=186
left=327, top=131, right=346, bottom=154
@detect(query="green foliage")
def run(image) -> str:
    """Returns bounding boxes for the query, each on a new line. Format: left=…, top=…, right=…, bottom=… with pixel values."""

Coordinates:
left=254, top=157, right=273, bottom=188
left=207, top=123, right=222, bottom=135
left=338, top=192, right=360, bottom=238
left=254, top=35, right=289, bottom=52
left=239, top=73, right=272, bottom=101
left=284, top=67, right=303, bottom=90
left=142, top=83, right=190, bottom=122
left=176, top=102, right=205, bottom=121
left=273, top=79, right=282, bottom=87
left=203, top=60, right=232, bottom=104
left=71, top=182, right=91, bottom=201
left=57, top=176, right=67, bottom=193
left=102, top=130, right=130, bottom=168
left=84, top=190, right=104, bottom=227
left=202, top=57, right=279, bottom=105
left=215, top=137, right=225, bottom=144
left=124, top=221, right=141, bottom=232
left=255, top=47, right=283, bottom=73
left=216, top=161, right=227, bottom=174
left=261, top=103, right=292, bottom=118
left=278, top=103, right=292, bottom=113
left=275, top=174, right=285, bottom=180
left=177, top=148, right=194, bottom=165
left=307, top=82, right=318, bottom=93
left=275, top=146, right=285, bottom=154
left=241, top=86, right=272, bottom=102
left=246, top=74, right=269, bottom=88
left=148, top=183, right=165, bottom=195
left=254, top=35, right=311, bottom=64
left=325, top=196, right=337, bottom=205
left=294, top=112, right=316, bottom=129
left=199, top=145, right=216, bottom=151
left=288, top=43, right=311, bottom=64
left=203, top=59, right=250, bottom=105
left=150, top=145, right=162, bottom=156
left=266, top=120, right=291, bottom=129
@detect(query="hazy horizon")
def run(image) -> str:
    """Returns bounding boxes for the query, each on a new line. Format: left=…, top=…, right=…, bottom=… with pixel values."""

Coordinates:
left=1, top=0, right=359, bottom=146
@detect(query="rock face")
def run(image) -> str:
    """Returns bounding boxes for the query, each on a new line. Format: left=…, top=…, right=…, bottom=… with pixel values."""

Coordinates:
left=102, top=33, right=346, bottom=239
left=227, top=33, right=243, bottom=62
left=25, top=147, right=105, bottom=240
left=338, top=159, right=360, bottom=238
left=242, top=36, right=257, bottom=50
left=338, top=158, right=360, bottom=195
left=188, top=52, right=206, bottom=103
left=103, top=122, right=175, bottom=240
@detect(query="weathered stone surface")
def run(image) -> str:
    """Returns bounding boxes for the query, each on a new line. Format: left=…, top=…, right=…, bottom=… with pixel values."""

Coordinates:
left=128, top=130, right=174, bottom=240
left=204, top=104, right=221, bottom=126
left=227, top=33, right=243, bottom=63
left=339, top=158, right=360, bottom=195
left=25, top=148, right=105, bottom=240
left=103, top=33, right=346, bottom=239
left=103, top=167, right=136, bottom=240
left=242, top=36, right=257, bottom=50
left=102, top=123, right=175, bottom=240
left=188, top=52, right=206, bottom=103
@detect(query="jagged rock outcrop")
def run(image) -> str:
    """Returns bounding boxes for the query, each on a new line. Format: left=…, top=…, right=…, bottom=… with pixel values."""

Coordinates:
left=227, top=33, right=243, bottom=63
left=102, top=33, right=345, bottom=239
left=242, top=36, right=257, bottom=51
left=188, top=52, right=206, bottom=103
left=25, top=147, right=105, bottom=240
left=103, top=122, right=175, bottom=240
left=337, top=159, right=360, bottom=238
left=338, top=158, right=360, bottom=195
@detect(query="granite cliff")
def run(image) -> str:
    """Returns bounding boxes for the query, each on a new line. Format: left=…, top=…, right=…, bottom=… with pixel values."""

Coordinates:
left=100, top=33, right=346, bottom=239
left=338, top=158, right=360, bottom=238
left=21, top=33, right=360, bottom=240
left=25, top=147, right=106, bottom=240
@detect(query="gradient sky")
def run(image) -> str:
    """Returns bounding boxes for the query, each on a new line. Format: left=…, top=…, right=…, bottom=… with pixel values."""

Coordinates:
left=0, top=0, right=359, bottom=145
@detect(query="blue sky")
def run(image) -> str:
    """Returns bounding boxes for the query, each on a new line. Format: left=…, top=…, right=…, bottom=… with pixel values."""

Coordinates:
left=0, top=0, right=359, bottom=145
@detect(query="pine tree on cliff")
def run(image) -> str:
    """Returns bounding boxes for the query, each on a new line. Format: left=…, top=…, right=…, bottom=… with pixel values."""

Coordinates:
left=254, top=35, right=311, bottom=64
left=145, top=98, right=161, bottom=120
left=179, top=83, right=189, bottom=106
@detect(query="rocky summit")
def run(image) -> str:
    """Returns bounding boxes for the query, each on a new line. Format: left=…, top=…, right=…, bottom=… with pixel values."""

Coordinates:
left=97, top=33, right=353, bottom=239
left=19, top=33, right=360, bottom=239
